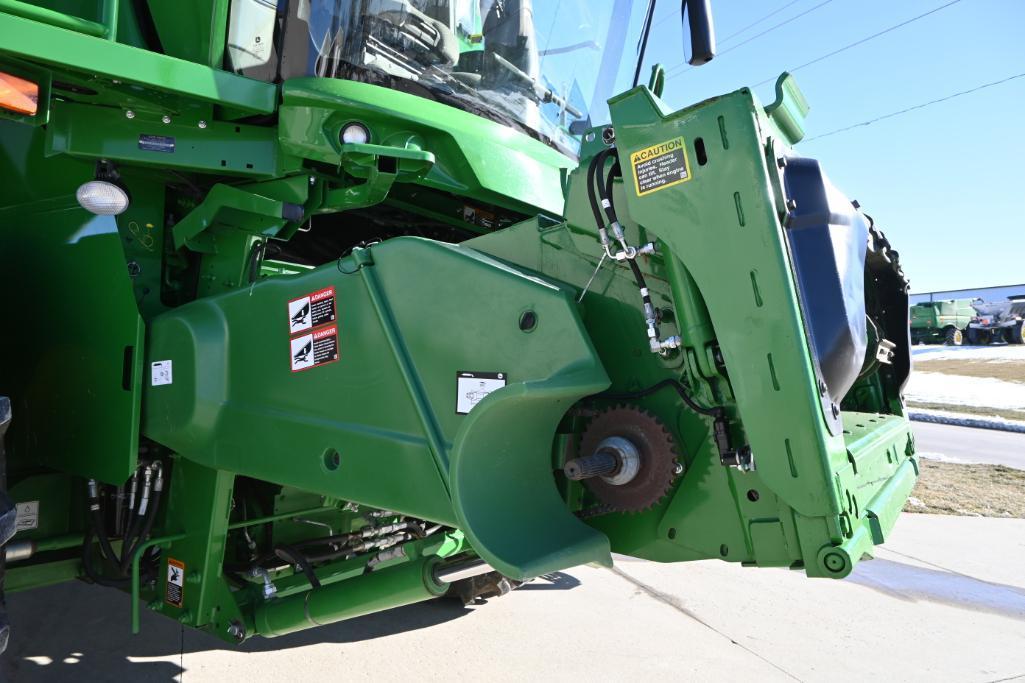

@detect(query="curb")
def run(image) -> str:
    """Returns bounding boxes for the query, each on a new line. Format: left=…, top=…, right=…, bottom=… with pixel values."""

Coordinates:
left=908, top=410, right=1025, bottom=435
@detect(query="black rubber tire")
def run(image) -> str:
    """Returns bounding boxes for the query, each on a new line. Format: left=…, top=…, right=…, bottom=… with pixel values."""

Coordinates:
left=978, top=330, right=992, bottom=345
left=966, top=328, right=977, bottom=345
left=943, top=327, right=963, bottom=346
left=1008, top=322, right=1025, bottom=345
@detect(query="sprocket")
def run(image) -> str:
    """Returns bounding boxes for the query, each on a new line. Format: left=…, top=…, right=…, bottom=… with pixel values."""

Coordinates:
left=574, top=405, right=682, bottom=512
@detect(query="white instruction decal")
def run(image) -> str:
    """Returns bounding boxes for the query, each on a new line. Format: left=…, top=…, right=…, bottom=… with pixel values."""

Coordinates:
left=151, top=360, right=173, bottom=386
left=15, top=501, right=38, bottom=532
left=456, top=371, right=507, bottom=415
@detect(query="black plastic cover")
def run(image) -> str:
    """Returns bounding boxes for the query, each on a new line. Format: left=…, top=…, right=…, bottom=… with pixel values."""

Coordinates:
left=782, top=158, right=868, bottom=433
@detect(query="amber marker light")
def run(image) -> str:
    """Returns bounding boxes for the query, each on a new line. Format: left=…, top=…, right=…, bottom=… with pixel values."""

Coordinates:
left=0, top=71, right=39, bottom=116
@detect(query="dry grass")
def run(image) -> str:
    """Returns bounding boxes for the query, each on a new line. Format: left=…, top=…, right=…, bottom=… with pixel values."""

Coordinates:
left=904, top=459, right=1025, bottom=518
left=914, top=359, right=1025, bottom=383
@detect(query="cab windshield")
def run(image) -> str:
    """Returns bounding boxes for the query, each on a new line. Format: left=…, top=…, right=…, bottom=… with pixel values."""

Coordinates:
left=287, top=0, right=634, bottom=157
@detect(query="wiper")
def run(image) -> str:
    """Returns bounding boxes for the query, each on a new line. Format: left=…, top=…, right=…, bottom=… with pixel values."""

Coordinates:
left=491, top=53, right=583, bottom=119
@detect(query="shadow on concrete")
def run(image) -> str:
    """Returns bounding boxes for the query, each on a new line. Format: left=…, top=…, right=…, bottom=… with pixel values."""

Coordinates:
left=850, top=558, right=1025, bottom=620
left=1, top=572, right=579, bottom=682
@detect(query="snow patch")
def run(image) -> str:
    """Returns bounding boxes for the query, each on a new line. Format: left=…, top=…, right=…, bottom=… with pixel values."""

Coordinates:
left=905, top=371, right=1025, bottom=411
left=912, top=344, right=1025, bottom=362
left=908, top=408, right=1025, bottom=434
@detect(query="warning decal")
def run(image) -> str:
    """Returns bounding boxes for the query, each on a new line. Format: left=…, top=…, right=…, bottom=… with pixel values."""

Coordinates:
left=15, top=501, right=38, bottom=532
left=630, top=137, right=691, bottom=196
left=288, top=286, right=336, bottom=334
left=166, top=558, right=185, bottom=608
left=291, top=325, right=339, bottom=372
left=456, top=371, right=507, bottom=415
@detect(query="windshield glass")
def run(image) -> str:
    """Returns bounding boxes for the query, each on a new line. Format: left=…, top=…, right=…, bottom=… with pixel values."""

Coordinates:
left=289, top=0, right=634, bottom=157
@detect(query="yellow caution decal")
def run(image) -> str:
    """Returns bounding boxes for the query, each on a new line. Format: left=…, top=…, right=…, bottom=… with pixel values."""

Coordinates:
left=630, top=136, right=692, bottom=197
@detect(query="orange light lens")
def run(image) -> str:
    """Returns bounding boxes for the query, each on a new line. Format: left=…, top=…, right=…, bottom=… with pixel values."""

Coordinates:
left=0, top=71, right=39, bottom=116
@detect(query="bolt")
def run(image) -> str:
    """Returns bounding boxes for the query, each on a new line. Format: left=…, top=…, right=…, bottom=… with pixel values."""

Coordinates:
left=601, top=127, right=616, bottom=145
left=673, top=462, right=684, bottom=476
left=198, top=120, right=208, bottom=129
left=127, top=261, right=141, bottom=277
left=831, top=403, right=840, bottom=418
left=162, top=115, right=171, bottom=124
left=776, top=156, right=787, bottom=168
left=309, top=176, right=316, bottom=186
left=112, top=79, right=121, bottom=85
left=227, top=620, right=246, bottom=641
left=786, top=199, right=798, bottom=211
left=125, top=110, right=135, bottom=119
left=817, top=379, right=827, bottom=395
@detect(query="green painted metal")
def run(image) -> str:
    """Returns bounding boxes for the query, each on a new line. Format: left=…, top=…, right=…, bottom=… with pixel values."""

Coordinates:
left=0, top=0, right=113, bottom=38
left=0, top=132, right=143, bottom=485
left=279, top=79, right=573, bottom=216
left=0, top=0, right=920, bottom=645
left=254, top=557, right=447, bottom=638
left=0, top=13, right=276, bottom=114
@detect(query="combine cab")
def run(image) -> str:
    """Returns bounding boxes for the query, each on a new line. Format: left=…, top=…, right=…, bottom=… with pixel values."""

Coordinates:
left=0, top=0, right=918, bottom=645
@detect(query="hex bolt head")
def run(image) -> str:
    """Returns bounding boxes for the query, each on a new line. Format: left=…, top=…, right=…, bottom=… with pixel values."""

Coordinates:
left=786, top=199, right=798, bottom=211
left=125, top=110, right=135, bottom=119
left=601, top=127, right=616, bottom=145
left=161, top=115, right=171, bottom=124
left=673, top=462, right=684, bottom=476
left=831, top=403, right=840, bottom=418
left=198, top=120, right=208, bottom=129
left=777, top=156, right=787, bottom=168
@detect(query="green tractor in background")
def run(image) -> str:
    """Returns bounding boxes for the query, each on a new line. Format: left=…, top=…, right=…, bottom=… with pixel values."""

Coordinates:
left=0, top=0, right=917, bottom=648
left=909, top=298, right=975, bottom=345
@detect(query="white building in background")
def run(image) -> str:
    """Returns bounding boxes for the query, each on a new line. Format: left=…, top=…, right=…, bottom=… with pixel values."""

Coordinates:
left=909, top=283, right=1025, bottom=305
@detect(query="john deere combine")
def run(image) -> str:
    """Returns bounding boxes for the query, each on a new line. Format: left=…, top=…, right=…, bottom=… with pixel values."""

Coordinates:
left=0, top=0, right=916, bottom=646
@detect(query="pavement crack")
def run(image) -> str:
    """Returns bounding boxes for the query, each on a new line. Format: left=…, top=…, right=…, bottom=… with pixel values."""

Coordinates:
left=984, top=674, right=1025, bottom=683
left=608, top=566, right=803, bottom=682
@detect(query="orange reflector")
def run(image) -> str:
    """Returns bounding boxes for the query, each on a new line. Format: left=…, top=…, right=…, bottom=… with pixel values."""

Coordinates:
left=0, top=71, right=39, bottom=116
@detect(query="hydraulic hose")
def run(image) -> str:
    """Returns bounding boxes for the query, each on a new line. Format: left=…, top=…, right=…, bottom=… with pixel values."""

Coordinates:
left=86, top=480, right=120, bottom=567
left=120, top=464, right=163, bottom=575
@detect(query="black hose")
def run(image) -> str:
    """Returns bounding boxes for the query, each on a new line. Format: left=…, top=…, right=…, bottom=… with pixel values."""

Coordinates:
left=586, top=148, right=614, bottom=235
left=86, top=488, right=121, bottom=568
left=274, top=545, right=321, bottom=589
left=81, top=529, right=130, bottom=588
left=120, top=483, right=163, bottom=575
left=595, top=378, right=722, bottom=418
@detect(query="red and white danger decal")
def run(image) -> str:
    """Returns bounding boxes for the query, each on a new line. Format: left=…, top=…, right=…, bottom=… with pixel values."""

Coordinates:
left=290, top=325, right=339, bottom=372
left=287, top=286, right=336, bottom=334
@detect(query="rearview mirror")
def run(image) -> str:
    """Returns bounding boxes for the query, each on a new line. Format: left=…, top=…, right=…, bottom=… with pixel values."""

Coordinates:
left=682, top=0, right=716, bottom=66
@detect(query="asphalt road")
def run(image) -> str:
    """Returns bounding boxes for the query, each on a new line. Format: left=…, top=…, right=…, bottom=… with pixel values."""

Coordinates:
left=912, top=421, right=1025, bottom=470
left=2, top=514, right=1024, bottom=682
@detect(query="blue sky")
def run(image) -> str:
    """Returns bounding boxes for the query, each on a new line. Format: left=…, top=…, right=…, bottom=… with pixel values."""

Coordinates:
left=606, top=0, right=1024, bottom=293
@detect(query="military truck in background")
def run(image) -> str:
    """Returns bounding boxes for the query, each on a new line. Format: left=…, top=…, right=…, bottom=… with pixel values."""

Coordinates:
left=910, top=299, right=975, bottom=345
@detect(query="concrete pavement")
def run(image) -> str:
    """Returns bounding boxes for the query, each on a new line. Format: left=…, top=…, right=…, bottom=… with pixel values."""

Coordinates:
left=3, top=513, right=1024, bottom=682
left=913, top=421, right=1025, bottom=470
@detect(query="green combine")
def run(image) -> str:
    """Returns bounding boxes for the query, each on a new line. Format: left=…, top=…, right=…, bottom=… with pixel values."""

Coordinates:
left=909, top=298, right=974, bottom=345
left=0, top=0, right=917, bottom=647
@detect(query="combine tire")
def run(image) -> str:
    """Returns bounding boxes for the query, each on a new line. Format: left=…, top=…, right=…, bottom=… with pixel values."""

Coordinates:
left=1008, top=322, right=1025, bottom=345
left=944, top=327, right=963, bottom=346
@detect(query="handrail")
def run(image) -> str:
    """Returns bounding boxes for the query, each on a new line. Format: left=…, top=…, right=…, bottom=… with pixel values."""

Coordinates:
left=0, top=0, right=118, bottom=40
